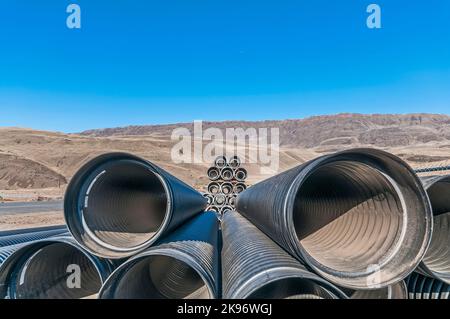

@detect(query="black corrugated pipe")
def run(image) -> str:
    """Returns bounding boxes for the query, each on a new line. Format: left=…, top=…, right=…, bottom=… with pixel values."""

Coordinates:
left=342, top=281, right=408, bottom=299
left=0, top=236, right=115, bottom=299
left=406, top=272, right=450, bottom=299
left=220, top=167, right=234, bottom=181
left=207, top=167, right=220, bottom=181
left=234, top=168, right=247, bottom=182
left=227, top=195, right=237, bottom=207
left=229, top=156, right=241, bottom=169
left=214, top=193, right=227, bottom=206
left=99, top=212, right=220, bottom=299
left=207, top=182, right=221, bottom=195
left=220, top=182, right=233, bottom=195
left=214, top=156, right=227, bottom=169
left=236, top=148, right=433, bottom=289
left=64, top=153, right=207, bottom=259
left=220, top=205, right=233, bottom=215
left=206, top=205, right=220, bottom=213
left=233, top=183, right=246, bottom=194
left=202, top=193, right=214, bottom=206
left=0, top=226, right=68, bottom=248
left=221, top=212, right=346, bottom=299
left=416, top=175, right=450, bottom=284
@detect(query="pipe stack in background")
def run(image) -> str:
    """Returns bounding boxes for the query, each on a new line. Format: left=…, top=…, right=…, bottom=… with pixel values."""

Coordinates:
left=204, top=155, right=247, bottom=216
left=0, top=148, right=449, bottom=299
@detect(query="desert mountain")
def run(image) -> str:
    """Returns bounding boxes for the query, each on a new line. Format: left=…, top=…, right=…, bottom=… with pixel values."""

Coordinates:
left=1, top=113, right=450, bottom=200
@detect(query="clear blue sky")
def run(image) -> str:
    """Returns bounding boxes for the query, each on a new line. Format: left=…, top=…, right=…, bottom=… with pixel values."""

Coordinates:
left=0, top=1, right=449, bottom=132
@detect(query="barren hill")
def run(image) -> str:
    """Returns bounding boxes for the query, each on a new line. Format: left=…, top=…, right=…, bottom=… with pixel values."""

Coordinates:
left=1, top=113, right=450, bottom=201
left=81, top=113, right=450, bottom=148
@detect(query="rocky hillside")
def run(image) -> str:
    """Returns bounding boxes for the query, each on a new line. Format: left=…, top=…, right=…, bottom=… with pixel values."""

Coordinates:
left=81, top=113, right=450, bottom=148
left=1, top=114, right=450, bottom=199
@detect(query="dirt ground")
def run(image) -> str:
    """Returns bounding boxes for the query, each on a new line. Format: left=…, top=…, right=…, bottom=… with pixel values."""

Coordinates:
left=0, top=211, right=64, bottom=231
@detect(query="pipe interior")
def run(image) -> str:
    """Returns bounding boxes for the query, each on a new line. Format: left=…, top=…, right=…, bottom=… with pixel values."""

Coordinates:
left=82, top=160, right=168, bottom=249
left=111, top=255, right=211, bottom=299
left=235, top=169, right=247, bottom=181
left=221, top=183, right=233, bottom=194
left=221, top=169, right=233, bottom=180
left=11, top=243, right=101, bottom=299
left=246, top=278, right=335, bottom=299
left=207, top=168, right=220, bottom=180
left=422, top=177, right=450, bottom=278
left=295, top=160, right=404, bottom=273
left=208, top=183, right=220, bottom=194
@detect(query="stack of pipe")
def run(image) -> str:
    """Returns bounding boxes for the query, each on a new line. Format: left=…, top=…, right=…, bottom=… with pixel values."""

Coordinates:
left=204, top=155, right=248, bottom=216
left=1, top=153, right=210, bottom=299
left=0, top=148, right=449, bottom=299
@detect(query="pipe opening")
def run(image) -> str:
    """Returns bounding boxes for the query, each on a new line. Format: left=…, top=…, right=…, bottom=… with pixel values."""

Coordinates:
left=214, top=194, right=227, bottom=206
left=207, top=167, right=220, bottom=181
left=423, top=177, right=450, bottom=279
left=214, top=156, right=227, bottom=169
left=81, top=160, right=168, bottom=249
left=109, top=255, right=211, bottom=299
left=221, top=168, right=234, bottom=181
left=229, top=156, right=241, bottom=168
left=246, top=278, right=335, bottom=299
left=234, top=183, right=246, bottom=194
left=295, top=160, right=404, bottom=274
left=221, top=183, right=233, bottom=195
left=235, top=169, right=247, bottom=181
left=207, top=182, right=220, bottom=195
left=11, top=243, right=101, bottom=299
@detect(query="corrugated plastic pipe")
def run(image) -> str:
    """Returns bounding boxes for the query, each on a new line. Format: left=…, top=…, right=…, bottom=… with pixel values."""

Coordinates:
left=406, top=272, right=450, bottom=299
left=207, top=182, right=221, bottom=195
left=236, top=148, right=433, bottom=289
left=0, top=236, right=115, bottom=299
left=207, top=167, right=220, bottom=181
left=234, top=168, right=247, bottom=182
left=229, top=156, right=241, bottom=169
left=343, top=281, right=408, bottom=299
left=221, top=167, right=234, bottom=181
left=221, top=211, right=346, bottom=299
left=64, top=153, right=207, bottom=259
left=99, top=212, right=220, bottom=299
left=416, top=175, right=450, bottom=284
left=220, top=182, right=233, bottom=195
left=214, top=156, right=227, bottom=169
left=0, top=226, right=68, bottom=248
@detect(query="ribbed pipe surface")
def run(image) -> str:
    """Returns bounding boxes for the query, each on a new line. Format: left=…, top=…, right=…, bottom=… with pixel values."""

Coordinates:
left=344, top=281, right=408, bottom=299
left=64, top=153, right=206, bottom=258
left=236, top=148, right=432, bottom=289
left=417, top=175, right=450, bottom=284
left=221, top=212, right=346, bottom=299
left=406, top=272, right=450, bottom=299
left=0, top=226, right=68, bottom=248
left=99, top=212, right=220, bottom=299
left=0, top=236, right=115, bottom=299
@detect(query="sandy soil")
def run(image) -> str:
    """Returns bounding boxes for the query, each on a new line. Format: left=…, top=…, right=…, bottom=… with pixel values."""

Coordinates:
left=0, top=211, right=64, bottom=231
